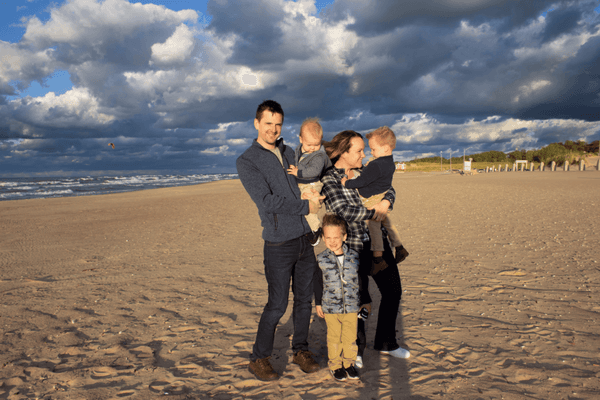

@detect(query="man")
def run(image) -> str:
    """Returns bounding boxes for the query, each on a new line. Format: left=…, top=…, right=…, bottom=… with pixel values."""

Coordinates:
left=236, top=100, right=322, bottom=381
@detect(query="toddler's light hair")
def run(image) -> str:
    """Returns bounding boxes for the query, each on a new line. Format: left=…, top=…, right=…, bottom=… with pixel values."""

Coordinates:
left=366, top=126, right=396, bottom=150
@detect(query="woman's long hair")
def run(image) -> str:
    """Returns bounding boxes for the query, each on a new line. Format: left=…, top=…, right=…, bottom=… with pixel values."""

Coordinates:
left=324, top=130, right=363, bottom=165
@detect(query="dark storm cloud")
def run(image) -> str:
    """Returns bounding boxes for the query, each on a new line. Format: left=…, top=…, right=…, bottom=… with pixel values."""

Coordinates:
left=541, top=6, right=585, bottom=43
left=518, top=34, right=600, bottom=121
left=324, top=0, right=560, bottom=35
left=207, top=0, right=289, bottom=66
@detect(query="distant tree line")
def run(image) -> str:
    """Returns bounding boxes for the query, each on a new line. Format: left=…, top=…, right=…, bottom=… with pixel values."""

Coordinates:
left=408, top=140, right=599, bottom=166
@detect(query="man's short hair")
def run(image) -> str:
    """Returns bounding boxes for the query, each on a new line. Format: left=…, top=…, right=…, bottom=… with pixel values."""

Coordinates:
left=366, top=126, right=396, bottom=150
left=321, top=213, right=347, bottom=235
left=256, top=100, right=284, bottom=122
left=300, top=117, right=323, bottom=140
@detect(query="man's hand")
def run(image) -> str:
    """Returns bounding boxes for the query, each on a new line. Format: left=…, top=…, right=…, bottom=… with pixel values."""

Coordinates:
left=316, top=305, right=324, bottom=318
left=341, top=176, right=348, bottom=186
left=301, top=188, right=319, bottom=200
left=368, top=199, right=390, bottom=222
left=287, top=165, right=298, bottom=176
left=309, top=197, right=324, bottom=214
left=302, top=188, right=325, bottom=214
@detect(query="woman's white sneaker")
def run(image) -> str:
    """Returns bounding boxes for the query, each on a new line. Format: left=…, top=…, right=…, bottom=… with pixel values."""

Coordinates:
left=380, top=347, right=410, bottom=359
left=355, top=355, right=363, bottom=368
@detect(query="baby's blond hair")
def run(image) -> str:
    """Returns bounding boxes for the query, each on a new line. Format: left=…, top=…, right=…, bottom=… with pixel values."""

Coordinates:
left=300, top=117, right=323, bottom=140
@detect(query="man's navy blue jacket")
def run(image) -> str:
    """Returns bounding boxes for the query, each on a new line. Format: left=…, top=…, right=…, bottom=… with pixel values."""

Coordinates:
left=236, top=138, right=311, bottom=242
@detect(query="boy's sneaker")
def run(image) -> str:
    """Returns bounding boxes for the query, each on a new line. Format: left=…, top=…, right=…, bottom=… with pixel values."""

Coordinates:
left=395, top=246, right=409, bottom=264
left=309, top=228, right=322, bottom=246
left=248, top=357, right=279, bottom=381
left=355, top=355, right=363, bottom=368
left=330, top=367, right=347, bottom=381
left=345, top=365, right=360, bottom=380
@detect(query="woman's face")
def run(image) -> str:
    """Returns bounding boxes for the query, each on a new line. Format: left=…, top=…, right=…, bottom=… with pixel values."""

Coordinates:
left=338, top=137, right=365, bottom=169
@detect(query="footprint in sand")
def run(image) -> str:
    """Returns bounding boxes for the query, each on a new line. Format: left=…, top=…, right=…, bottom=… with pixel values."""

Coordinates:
left=149, top=380, right=188, bottom=395
left=440, top=327, right=459, bottom=333
left=499, top=269, right=526, bottom=276
left=130, top=345, right=154, bottom=360
left=513, top=369, right=539, bottom=384
left=170, top=324, right=202, bottom=332
left=232, top=340, right=253, bottom=350
left=116, top=389, right=136, bottom=397
left=91, top=366, right=117, bottom=379
left=174, top=362, right=205, bottom=378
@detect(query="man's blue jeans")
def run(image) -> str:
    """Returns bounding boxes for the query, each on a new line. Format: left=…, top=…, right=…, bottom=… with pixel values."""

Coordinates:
left=251, top=234, right=317, bottom=361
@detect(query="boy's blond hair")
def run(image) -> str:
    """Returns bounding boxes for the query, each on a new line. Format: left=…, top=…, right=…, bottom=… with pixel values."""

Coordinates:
left=366, top=126, right=396, bottom=150
left=321, top=213, right=347, bottom=235
left=300, top=117, right=323, bottom=140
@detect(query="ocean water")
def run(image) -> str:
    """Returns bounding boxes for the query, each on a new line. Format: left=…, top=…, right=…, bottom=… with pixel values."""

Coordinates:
left=0, top=174, right=239, bottom=201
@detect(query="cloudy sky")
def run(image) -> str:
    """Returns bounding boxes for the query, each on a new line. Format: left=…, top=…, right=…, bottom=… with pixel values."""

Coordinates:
left=1, top=0, right=600, bottom=177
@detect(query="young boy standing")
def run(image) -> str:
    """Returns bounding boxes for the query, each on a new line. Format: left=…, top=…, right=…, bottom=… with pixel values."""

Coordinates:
left=314, top=214, right=361, bottom=381
left=287, top=118, right=332, bottom=244
left=341, top=126, right=409, bottom=273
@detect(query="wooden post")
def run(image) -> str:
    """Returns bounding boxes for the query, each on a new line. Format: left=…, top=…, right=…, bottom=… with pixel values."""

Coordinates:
left=540, top=162, right=545, bottom=171
left=530, top=162, right=534, bottom=171
left=505, top=163, right=508, bottom=172
left=551, top=161, right=556, bottom=171
left=597, top=158, right=600, bottom=171
left=513, top=163, right=517, bottom=172
left=564, top=160, right=569, bottom=171
left=580, top=159, right=584, bottom=171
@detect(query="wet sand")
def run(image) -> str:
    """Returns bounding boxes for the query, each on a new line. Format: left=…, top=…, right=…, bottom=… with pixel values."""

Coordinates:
left=1, top=172, right=599, bottom=399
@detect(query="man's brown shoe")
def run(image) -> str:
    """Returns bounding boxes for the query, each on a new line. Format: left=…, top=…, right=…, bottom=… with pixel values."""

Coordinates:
left=292, top=350, right=320, bottom=373
left=248, top=357, right=279, bottom=381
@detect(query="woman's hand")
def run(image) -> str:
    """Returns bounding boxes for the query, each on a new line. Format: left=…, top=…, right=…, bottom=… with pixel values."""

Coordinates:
left=360, top=303, right=372, bottom=316
left=369, top=200, right=390, bottom=222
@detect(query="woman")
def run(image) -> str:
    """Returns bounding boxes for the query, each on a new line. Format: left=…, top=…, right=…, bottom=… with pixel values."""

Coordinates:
left=321, top=130, right=410, bottom=368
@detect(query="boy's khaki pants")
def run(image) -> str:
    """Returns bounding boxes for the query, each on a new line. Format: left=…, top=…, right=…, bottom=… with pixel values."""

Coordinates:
left=324, top=313, right=358, bottom=370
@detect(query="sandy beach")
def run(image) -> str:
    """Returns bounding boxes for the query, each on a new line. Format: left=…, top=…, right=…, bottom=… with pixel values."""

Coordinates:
left=1, top=171, right=599, bottom=399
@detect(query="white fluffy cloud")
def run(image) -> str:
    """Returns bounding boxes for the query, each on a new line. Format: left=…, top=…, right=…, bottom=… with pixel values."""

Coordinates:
left=22, top=0, right=197, bottom=48
left=150, top=24, right=195, bottom=65
left=10, top=87, right=116, bottom=129
left=0, top=42, right=55, bottom=94
left=391, top=114, right=600, bottom=148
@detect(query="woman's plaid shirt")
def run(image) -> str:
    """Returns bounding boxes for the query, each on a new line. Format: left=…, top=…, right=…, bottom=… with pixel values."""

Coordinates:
left=321, top=167, right=396, bottom=251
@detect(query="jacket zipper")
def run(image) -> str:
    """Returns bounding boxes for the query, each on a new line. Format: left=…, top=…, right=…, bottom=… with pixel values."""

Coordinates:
left=336, top=253, right=347, bottom=313
left=261, top=140, right=310, bottom=230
